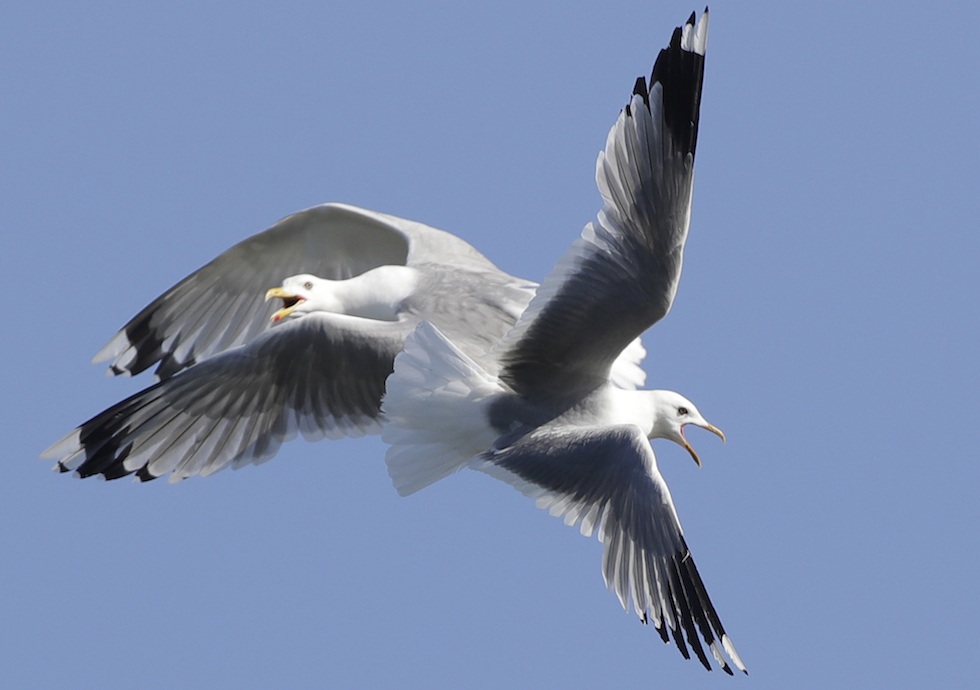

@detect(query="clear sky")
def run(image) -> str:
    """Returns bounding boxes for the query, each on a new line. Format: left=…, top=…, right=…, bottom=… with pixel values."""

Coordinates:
left=3, top=1, right=978, bottom=688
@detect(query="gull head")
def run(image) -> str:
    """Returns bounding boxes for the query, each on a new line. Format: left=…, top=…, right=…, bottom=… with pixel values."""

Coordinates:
left=648, top=390, right=726, bottom=467
left=265, top=274, right=337, bottom=322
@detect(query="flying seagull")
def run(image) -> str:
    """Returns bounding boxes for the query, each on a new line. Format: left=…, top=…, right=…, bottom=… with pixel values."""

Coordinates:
left=41, top=201, right=651, bottom=482
left=41, top=208, right=647, bottom=480
left=383, top=9, right=746, bottom=674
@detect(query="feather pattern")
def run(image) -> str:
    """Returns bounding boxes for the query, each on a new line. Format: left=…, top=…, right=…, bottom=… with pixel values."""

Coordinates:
left=45, top=312, right=411, bottom=482
left=499, top=12, right=706, bottom=401
left=93, top=203, right=504, bottom=380
left=46, top=202, right=646, bottom=481
left=475, top=422, right=745, bottom=674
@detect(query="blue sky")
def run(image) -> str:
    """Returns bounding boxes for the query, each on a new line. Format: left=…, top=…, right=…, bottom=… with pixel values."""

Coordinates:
left=3, top=1, right=978, bottom=687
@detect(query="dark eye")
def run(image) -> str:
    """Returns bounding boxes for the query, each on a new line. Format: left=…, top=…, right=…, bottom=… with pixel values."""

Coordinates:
left=303, top=281, right=313, bottom=290
left=677, top=407, right=689, bottom=416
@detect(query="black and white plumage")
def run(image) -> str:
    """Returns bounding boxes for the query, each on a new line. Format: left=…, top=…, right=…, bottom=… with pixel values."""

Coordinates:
left=41, top=204, right=647, bottom=482
left=40, top=204, right=533, bottom=481
left=383, top=10, right=746, bottom=674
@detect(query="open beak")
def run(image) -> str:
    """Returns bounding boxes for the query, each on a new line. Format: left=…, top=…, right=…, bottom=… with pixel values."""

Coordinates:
left=679, top=422, right=726, bottom=468
left=703, top=422, right=727, bottom=444
left=265, top=287, right=304, bottom=322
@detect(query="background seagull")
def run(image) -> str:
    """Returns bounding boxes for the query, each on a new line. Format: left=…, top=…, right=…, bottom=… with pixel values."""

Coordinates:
left=40, top=204, right=530, bottom=481
left=382, top=9, right=746, bottom=674
left=41, top=197, right=646, bottom=482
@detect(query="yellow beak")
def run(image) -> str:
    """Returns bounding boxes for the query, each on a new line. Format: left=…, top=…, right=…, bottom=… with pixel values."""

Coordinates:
left=681, top=422, right=726, bottom=468
left=265, top=287, right=300, bottom=322
left=681, top=438, right=703, bottom=468
left=704, top=423, right=727, bottom=444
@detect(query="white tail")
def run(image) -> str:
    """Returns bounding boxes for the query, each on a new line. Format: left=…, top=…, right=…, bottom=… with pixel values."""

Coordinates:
left=381, top=322, right=503, bottom=496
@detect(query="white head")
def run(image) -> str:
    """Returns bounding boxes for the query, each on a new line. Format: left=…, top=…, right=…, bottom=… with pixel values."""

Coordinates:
left=266, top=266, right=417, bottom=323
left=265, top=274, right=340, bottom=322
left=648, top=390, right=726, bottom=467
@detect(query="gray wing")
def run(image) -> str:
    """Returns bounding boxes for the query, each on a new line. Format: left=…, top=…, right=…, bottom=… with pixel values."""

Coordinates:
left=94, top=203, right=498, bottom=380
left=499, top=11, right=708, bottom=400
left=474, top=420, right=746, bottom=674
left=44, top=312, right=415, bottom=482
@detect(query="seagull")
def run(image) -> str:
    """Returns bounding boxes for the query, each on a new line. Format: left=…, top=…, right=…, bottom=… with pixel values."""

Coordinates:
left=382, top=9, right=746, bottom=674
left=41, top=200, right=647, bottom=482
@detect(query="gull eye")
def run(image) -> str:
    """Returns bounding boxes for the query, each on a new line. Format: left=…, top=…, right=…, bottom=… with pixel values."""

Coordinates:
left=303, top=281, right=313, bottom=290
left=677, top=406, right=689, bottom=416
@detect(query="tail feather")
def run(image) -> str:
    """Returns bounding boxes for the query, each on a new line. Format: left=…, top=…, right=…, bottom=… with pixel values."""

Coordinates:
left=382, top=322, right=502, bottom=496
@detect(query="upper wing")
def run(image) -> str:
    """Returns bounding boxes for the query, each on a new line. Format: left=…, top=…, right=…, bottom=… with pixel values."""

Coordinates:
left=498, top=11, right=708, bottom=400
left=94, top=203, right=498, bottom=380
left=474, top=421, right=746, bottom=674
left=44, top=311, right=415, bottom=482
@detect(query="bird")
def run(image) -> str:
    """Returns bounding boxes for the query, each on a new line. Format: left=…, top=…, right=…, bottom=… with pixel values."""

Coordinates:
left=41, top=202, right=648, bottom=482
left=381, top=9, right=746, bottom=674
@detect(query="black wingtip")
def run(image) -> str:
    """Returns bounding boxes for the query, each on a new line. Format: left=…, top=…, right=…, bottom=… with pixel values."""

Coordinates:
left=669, top=623, right=691, bottom=660
left=648, top=11, right=706, bottom=158
left=135, top=465, right=157, bottom=482
left=102, top=463, right=134, bottom=481
left=632, top=76, right=650, bottom=108
left=687, top=10, right=697, bottom=25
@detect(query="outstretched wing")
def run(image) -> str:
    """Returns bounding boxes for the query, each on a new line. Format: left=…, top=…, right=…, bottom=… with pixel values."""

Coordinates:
left=44, top=312, right=415, bottom=482
left=474, top=421, right=746, bottom=674
left=94, top=203, right=496, bottom=380
left=499, top=11, right=708, bottom=400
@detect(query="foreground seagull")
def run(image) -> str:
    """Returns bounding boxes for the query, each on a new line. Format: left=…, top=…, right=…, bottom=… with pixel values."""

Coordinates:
left=383, top=9, right=745, bottom=674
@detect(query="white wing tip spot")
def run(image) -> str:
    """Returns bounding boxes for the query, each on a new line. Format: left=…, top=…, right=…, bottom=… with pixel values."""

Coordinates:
left=680, top=10, right=709, bottom=57
left=721, top=634, right=748, bottom=674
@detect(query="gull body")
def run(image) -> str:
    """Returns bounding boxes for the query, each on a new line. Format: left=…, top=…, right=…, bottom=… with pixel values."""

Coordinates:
left=383, top=9, right=747, bottom=674
left=41, top=204, right=533, bottom=480
left=42, top=206, right=646, bottom=482
left=39, top=6, right=744, bottom=677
